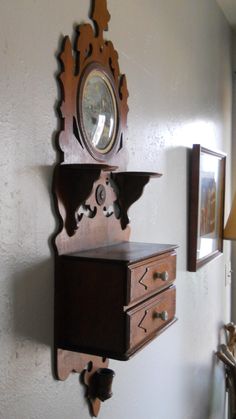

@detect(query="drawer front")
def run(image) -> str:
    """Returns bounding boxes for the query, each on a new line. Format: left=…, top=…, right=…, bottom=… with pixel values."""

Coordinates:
left=127, top=286, right=176, bottom=351
left=128, top=252, right=176, bottom=305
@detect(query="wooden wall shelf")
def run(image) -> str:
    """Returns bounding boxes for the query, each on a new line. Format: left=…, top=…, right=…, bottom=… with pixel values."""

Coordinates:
left=52, top=0, right=178, bottom=416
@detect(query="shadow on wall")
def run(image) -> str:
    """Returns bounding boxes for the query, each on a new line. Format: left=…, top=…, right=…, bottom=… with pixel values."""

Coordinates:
left=10, top=163, right=59, bottom=349
left=12, top=258, right=54, bottom=347
left=163, top=145, right=189, bottom=267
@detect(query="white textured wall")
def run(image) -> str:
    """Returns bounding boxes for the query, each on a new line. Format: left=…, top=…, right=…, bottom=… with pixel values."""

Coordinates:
left=231, top=33, right=236, bottom=323
left=0, top=1, right=232, bottom=418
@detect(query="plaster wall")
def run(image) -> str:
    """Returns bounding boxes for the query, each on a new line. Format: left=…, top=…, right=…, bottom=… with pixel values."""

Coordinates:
left=230, top=33, right=236, bottom=323
left=0, top=1, right=233, bottom=419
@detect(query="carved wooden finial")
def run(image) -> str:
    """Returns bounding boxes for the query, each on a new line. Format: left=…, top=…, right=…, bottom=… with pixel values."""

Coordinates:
left=91, top=0, right=111, bottom=37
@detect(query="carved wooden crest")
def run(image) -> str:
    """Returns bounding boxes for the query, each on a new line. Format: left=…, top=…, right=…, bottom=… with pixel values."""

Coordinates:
left=57, top=0, right=129, bottom=164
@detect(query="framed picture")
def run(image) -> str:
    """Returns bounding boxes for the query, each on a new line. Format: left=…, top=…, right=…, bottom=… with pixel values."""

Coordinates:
left=188, top=144, right=226, bottom=272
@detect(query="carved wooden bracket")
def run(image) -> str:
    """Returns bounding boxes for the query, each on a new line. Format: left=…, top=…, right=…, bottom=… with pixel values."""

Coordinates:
left=111, top=172, right=162, bottom=229
left=56, top=349, right=113, bottom=417
left=55, top=164, right=117, bottom=236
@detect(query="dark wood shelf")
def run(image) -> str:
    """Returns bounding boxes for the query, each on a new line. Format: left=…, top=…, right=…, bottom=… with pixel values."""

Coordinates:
left=60, top=163, right=118, bottom=172
left=64, top=241, right=177, bottom=264
left=115, top=171, right=162, bottom=177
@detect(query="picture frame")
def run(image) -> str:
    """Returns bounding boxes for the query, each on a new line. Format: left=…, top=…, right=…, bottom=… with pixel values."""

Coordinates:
left=188, top=144, right=226, bottom=272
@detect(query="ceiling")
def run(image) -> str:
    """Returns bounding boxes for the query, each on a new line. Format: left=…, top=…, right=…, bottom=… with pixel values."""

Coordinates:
left=217, top=0, right=236, bottom=29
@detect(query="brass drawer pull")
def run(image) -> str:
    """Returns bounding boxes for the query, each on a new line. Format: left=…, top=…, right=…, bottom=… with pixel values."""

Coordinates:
left=153, top=271, right=169, bottom=281
left=153, top=310, right=168, bottom=321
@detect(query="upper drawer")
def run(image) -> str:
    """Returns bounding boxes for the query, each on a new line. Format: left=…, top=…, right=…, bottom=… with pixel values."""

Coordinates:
left=127, top=251, right=176, bottom=305
left=127, top=286, right=176, bottom=353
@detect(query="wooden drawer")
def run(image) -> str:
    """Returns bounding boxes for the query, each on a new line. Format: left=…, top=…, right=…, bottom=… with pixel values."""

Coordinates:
left=128, top=251, right=176, bottom=305
left=127, top=286, right=176, bottom=352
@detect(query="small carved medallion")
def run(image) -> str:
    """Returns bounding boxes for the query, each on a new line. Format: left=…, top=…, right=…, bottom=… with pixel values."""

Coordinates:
left=96, top=184, right=106, bottom=205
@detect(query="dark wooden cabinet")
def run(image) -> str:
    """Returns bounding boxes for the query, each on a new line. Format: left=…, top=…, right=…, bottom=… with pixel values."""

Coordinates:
left=55, top=242, right=177, bottom=360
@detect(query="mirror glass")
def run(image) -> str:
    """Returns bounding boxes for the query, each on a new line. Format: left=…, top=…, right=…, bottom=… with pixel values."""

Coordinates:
left=81, top=69, right=117, bottom=154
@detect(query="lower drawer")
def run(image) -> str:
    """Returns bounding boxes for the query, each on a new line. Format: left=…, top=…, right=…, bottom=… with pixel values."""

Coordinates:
left=127, top=286, right=176, bottom=352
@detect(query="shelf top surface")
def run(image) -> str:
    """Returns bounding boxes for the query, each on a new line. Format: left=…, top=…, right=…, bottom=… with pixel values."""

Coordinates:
left=62, top=241, right=178, bottom=264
